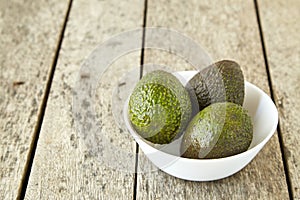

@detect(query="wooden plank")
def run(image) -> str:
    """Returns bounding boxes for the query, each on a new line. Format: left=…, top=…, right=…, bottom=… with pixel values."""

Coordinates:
left=24, top=0, right=144, bottom=199
left=258, top=0, right=300, bottom=198
left=0, top=1, right=70, bottom=199
left=136, top=0, right=290, bottom=199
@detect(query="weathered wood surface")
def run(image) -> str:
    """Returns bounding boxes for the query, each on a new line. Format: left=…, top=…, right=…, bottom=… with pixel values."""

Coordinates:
left=0, top=1, right=69, bottom=199
left=25, top=0, right=144, bottom=199
left=137, top=0, right=290, bottom=199
left=1, top=0, right=297, bottom=199
left=258, top=0, right=300, bottom=199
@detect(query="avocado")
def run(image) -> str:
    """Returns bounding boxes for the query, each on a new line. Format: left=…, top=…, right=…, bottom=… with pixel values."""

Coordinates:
left=129, top=70, right=192, bottom=144
left=181, top=102, right=253, bottom=159
left=186, top=60, right=244, bottom=111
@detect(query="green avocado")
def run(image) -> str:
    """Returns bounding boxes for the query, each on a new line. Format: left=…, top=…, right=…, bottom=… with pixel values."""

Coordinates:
left=186, top=60, right=245, bottom=111
left=129, top=70, right=192, bottom=144
left=181, top=102, right=253, bottom=159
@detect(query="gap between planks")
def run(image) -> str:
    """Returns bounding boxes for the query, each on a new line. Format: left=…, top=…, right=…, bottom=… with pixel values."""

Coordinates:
left=253, top=0, right=293, bottom=199
left=17, top=0, right=74, bottom=199
left=133, top=0, right=148, bottom=200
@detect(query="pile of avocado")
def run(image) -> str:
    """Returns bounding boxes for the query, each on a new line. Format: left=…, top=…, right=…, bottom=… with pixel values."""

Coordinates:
left=128, top=60, right=253, bottom=159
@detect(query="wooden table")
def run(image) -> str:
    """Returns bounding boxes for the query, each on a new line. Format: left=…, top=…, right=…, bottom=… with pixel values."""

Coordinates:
left=1, top=0, right=299, bottom=199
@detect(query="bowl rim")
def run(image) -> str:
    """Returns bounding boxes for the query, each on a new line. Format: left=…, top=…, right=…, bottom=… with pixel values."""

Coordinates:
left=124, top=80, right=278, bottom=163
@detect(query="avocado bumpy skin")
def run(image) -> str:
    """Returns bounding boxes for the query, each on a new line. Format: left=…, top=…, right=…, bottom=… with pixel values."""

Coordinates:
left=186, top=60, right=245, bottom=111
left=129, top=70, right=192, bottom=144
left=181, top=102, right=253, bottom=159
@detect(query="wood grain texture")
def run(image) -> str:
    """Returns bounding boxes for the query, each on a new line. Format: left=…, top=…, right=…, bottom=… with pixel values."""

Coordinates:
left=0, top=1, right=69, bottom=199
left=258, top=0, right=300, bottom=198
left=137, top=0, right=290, bottom=199
left=25, top=0, right=144, bottom=199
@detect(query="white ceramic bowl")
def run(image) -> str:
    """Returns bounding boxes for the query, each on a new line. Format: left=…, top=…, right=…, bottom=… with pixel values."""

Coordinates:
left=124, top=71, right=278, bottom=181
